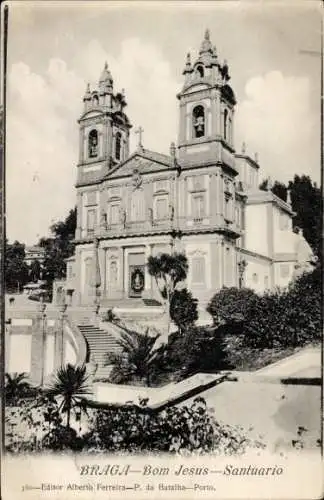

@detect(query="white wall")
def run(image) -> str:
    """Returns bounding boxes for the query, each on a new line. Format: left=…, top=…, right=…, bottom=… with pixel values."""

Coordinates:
left=273, top=206, right=296, bottom=254
left=8, top=334, right=32, bottom=374
left=45, top=333, right=55, bottom=376
left=273, top=261, right=295, bottom=289
left=244, top=204, right=269, bottom=257
left=65, top=340, right=77, bottom=366
left=245, top=258, right=271, bottom=293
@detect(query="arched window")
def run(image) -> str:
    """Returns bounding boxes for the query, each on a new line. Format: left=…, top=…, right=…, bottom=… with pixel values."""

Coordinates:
left=224, top=109, right=228, bottom=140
left=88, top=129, right=98, bottom=158
left=196, top=65, right=204, bottom=78
left=115, top=132, right=122, bottom=160
left=192, top=105, right=205, bottom=138
left=92, top=94, right=99, bottom=107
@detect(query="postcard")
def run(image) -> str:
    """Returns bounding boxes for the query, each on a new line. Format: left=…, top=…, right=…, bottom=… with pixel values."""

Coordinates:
left=1, top=1, right=323, bottom=499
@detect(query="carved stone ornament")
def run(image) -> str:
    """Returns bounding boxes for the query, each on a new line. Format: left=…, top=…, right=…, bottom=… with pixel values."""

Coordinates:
left=132, top=168, right=142, bottom=189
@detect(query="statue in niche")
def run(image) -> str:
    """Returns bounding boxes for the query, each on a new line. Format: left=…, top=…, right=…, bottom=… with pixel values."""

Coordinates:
left=89, top=130, right=98, bottom=158
left=110, top=261, right=118, bottom=285
left=169, top=203, right=174, bottom=221
left=119, top=207, right=126, bottom=228
left=100, top=209, right=107, bottom=230
left=148, top=207, right=153, bottom=225
left=194, top=116, right=205, bottom=137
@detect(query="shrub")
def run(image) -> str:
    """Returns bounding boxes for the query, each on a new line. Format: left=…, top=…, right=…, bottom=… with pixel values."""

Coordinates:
left=84, top=397, right=265, bottom=455
left=165, top=325, right=233, bottom=378
left=170, top=288, right=198, bottom=333
left=207, top=287, right=258, bottom=327
left=5, top=373, right=40, bottom=405
left=5, top=394, right=63, bottom=453
left=106, top=325, right=162, bottom=386
left=243, top=268, right=321, bottom=349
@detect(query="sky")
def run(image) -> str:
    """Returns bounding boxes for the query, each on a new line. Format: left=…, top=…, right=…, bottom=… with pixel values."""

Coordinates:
left=4, top=1, right=323, bottom=245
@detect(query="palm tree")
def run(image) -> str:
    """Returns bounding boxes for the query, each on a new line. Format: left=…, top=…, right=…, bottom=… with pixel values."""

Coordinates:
left=5, top=372, right=34, bottom=403
left=45, top=364, right=91, bottom=429
left=106, top=325, right=161, bottom=386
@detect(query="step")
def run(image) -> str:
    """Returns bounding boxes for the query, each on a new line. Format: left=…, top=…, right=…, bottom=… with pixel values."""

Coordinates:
left=77, top=321, right=123, bottom=376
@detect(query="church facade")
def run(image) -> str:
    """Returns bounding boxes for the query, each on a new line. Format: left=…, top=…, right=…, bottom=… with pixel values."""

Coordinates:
left=64, top=31, right=313, bottom=307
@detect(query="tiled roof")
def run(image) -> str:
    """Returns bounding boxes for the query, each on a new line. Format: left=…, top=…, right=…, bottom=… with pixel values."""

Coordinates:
left=105, top=148, right=173, bottom=179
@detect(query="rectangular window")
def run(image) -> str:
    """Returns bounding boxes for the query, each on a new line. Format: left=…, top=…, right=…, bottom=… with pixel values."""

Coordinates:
left=131, top=192, right=145, bottom=221
left=155, top=197, right=168, bottom=220
left=87, top=209, right=96, bottom=236
left=192, top=195, right=205, bottom=220
left=192, top=257, right=205, bottom=285
left=280, top=264, right=290, bottom=278
left=109, top=203, right=120, bottom=225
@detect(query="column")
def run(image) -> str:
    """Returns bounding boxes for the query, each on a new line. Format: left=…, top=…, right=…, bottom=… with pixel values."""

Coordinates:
left=55, top=305, right=67, bottom=369
left=30, top=303, right=47, bottom=386
left=98, top=244, right=106, bottom=300
left=144, top=244, right=153, bottom=298
left=79, top=125, right=84, bottom=163
left=76, top=192, right=82, bottom=240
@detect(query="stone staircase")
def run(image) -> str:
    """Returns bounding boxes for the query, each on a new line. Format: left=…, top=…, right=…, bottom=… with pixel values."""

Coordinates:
left=77, top=319, right=123, bottom=380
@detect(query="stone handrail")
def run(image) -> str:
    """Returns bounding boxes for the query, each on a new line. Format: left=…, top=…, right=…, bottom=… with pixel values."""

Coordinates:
left=65, top=317, right=88, bottom=366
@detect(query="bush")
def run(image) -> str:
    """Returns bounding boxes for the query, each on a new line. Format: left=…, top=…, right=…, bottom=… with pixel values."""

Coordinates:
left=84, top=397, right=265, bottom=455
left=164, top=326, right=233, bottom=378
left=207, top=287, right=258, bottom=327
left=243, top=268, right=322, bottom=349
left=207, top=269, right=321, bottom=350
left=170, top=288, right=198, bottom=333
left=6, top=393, right=264, bottom=456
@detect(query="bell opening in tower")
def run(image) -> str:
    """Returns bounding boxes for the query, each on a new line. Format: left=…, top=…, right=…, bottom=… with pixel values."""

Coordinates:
left=193, top=105, right=205, bottom=138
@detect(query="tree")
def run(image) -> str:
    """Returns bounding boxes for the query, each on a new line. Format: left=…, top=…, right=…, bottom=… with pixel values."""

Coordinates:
left=147, top=253, right=188, bottom=333
left=29, top=259, right=41, bottom=283
left=289, top=175, right=321, bottom=257
left=5, top=240, right=29, bottom=292
left=260, top=179, right=287, bottom=201
left=260, top=175, right=321, bottom=257
left=170, top=288, right=198, bottom=334
left=40, top=207, right=77, bottom=291
left=106, top=326, right=162, bottom=386
left=46, top=364, right=90, bottom=429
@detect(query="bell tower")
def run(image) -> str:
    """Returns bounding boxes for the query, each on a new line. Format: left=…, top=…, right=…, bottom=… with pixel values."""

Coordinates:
left=177, top=30, right=236, bottom=172
left=76, top=62, right=132, bottom=187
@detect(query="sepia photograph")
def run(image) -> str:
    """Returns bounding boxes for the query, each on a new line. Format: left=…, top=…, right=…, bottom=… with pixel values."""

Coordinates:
left=1, top=1, right=323, bottom=498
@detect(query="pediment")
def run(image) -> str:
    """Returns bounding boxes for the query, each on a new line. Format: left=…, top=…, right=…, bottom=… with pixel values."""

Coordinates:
left=105, top=149, right=173, bottom=180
